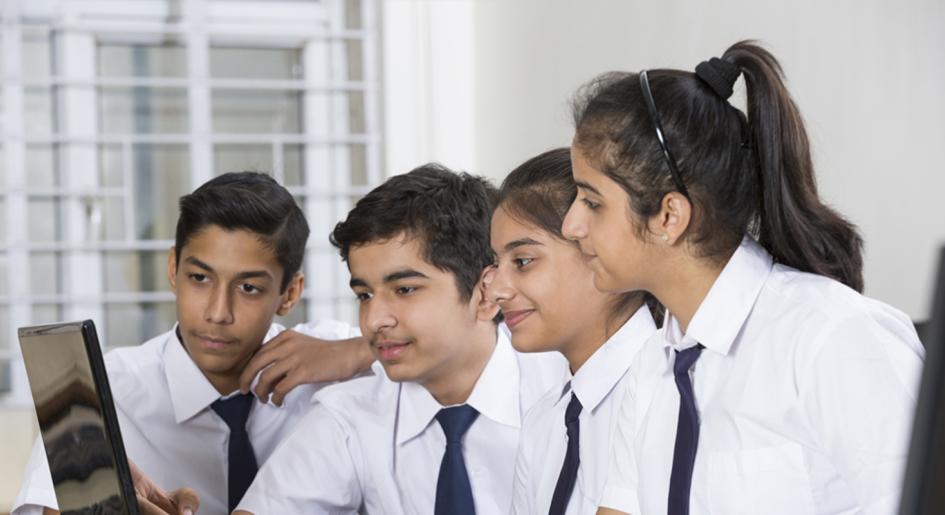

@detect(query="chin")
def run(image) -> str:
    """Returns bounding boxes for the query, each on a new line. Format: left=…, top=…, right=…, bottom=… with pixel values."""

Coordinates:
left=509, top=334, right=556, bottom=354
left=380, top=361, right=419, bottom=384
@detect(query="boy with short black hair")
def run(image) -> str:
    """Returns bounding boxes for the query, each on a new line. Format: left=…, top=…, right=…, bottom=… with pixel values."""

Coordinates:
left=235, top=164, right=566, bottom=514
left=13, top=172, right=366, bottom=515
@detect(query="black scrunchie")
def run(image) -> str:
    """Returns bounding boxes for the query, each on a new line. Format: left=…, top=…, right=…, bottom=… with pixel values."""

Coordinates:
left=695, top=57, right=740, bottom=99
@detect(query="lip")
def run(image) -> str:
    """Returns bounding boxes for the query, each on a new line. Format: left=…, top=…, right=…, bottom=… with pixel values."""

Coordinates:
left=374, top=339, right=411, bottom=361
left=195, top=334, right=236, bottom=351
left=503, top=309, right=535, bottom=329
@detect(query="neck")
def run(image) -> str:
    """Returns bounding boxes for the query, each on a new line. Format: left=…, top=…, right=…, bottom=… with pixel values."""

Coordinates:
left=205, top=371, right=241, bottom=396
left=563, top=305, right=636, bottom=374
left=651, top=249, right=731, bottom=334
left=424, top=322, right=498, bottom=406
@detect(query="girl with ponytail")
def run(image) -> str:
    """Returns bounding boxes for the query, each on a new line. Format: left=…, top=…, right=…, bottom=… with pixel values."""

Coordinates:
left=561, top=41, right=924, bottom=515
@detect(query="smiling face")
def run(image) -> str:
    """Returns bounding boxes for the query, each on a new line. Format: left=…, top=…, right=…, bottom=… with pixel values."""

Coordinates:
left=347, top=233, right=498, bottom=396
left=489, top=206, right=612, bottom=357
left=562, top=145, right=663, bottom=294
left=168, top=225, right=302, bottom=393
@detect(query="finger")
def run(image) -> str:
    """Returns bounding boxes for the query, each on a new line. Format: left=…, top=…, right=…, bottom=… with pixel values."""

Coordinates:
left=270, top=370, right=308, bottom=406
left=138, top=493, right=171, bottom=515
left=171, top=487, right=200, bottom=515
left=253, top=358, right=294, bottom=402
left=238, top=337, right=289, bottom=393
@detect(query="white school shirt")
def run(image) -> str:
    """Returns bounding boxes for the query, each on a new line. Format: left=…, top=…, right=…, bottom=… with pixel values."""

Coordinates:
left=510, top=306, right=657, bottom=515
left=600, top=237, right=925, bottom=515
left=237, top=326, right=568, bottom=515
left=12, top=320, right=359, bottom=515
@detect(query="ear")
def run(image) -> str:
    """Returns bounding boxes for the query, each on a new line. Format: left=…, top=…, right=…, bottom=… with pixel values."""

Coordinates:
left=647, top=192, right=692, bottom=245
left=474, top=266, right=501, bottom=322
left=167, top=247, right=179, bottom=294
left=276, top=272, right=305, bottom=316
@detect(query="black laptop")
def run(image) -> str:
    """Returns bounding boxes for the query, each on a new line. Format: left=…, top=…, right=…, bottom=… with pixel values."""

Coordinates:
left=899, top=246, right=945, bottom=514
left=18, top=320, right=139, bottom=515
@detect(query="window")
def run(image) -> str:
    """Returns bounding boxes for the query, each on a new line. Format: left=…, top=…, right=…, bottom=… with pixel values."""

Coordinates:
left=0, top=0, right=381, bottom=404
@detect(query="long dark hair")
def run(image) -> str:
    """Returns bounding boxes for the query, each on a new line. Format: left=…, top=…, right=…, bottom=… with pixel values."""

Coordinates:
left=497, top=148, right=662, bottom=324
left=572, top=40, right=864, bottom=292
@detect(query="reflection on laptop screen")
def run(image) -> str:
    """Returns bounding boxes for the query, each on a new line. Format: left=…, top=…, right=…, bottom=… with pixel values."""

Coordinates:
left=19, top=321, right=136, bottom=515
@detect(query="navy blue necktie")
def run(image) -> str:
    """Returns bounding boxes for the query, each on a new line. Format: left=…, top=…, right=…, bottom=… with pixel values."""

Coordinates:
left=435, top=404, right=479, bottom=515
left=549, top=392, right=583, bottom=515
left=667, top=344, right=704, bottom=515
left=211, top=393, right=258, bottom=512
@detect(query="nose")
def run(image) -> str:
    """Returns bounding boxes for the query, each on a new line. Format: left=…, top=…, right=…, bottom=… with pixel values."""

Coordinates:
left=485, top=263, right=516, bottom=305
left=562, top=199, right=588, bottom=241
left=204, top=284, right=235, bottom=324
left=362, top=295, right=397, bottom=335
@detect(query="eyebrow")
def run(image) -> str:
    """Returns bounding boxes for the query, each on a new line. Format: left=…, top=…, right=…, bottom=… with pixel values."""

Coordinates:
left=574, top=180, right=603, bottom=196
left=504, top=237, right=543, bottom=252
left=349, top=268, right=430, bottom=289
left=183, top=256, right=273, bottom=282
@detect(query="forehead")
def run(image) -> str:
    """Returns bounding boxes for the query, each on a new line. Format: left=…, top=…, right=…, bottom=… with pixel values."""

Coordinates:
left=347, top=234, right=441, bottom=282
left=490, top=208, right=553, bottom=253
left=181, top=225, right=281, bottom=271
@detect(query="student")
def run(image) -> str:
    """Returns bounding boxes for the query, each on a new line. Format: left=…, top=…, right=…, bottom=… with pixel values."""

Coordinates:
left=13, top=172, right=369, bottom=515
left=560, top=41, right=925, bottom=515
left=485, top=148, right=658, bottom=515
left=234, top=164, right=567, bottom=514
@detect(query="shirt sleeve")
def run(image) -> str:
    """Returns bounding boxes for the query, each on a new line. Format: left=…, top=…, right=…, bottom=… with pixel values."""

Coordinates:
left=291, top=319, right=361, bottom=340
left=598, top=376, right=641, bottom=514
left=799, top=312, right=924, bottom=515
left=236, top=401, right=363, bottom=514
left=11, top=435, right=59, bottom=515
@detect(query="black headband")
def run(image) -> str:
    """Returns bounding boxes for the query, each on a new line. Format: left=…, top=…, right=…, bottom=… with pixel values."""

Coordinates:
left=639, top=70, right=690, bottom=199
left=695, top=57, right=740, bottom=99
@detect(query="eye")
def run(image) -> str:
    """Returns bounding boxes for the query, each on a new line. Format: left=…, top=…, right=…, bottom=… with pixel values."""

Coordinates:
left=580, top=197, right=600, bottom=210
left=239, top=283, right=263, bottom=294
left=354, top=291, right=373, bottom=302
left=188, top=273, right=209, bottom=283
left=395, top=286, right=417, bottom=295
left=513, top=257, right=534, bottom=269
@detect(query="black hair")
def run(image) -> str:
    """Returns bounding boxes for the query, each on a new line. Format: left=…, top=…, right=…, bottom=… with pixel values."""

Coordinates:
left=175, top=172, right=309, bottom=292
left=497, top=147, right=663, bottom=324
left=572, top=40, right=864, bottom=292
left=330, top=164, right=498, bottom=302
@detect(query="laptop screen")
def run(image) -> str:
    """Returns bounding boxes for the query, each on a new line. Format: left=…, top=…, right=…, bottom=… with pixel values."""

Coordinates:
left=899, top=247, right=945, bottom=514
left=19, top=320, right=138, bottom=515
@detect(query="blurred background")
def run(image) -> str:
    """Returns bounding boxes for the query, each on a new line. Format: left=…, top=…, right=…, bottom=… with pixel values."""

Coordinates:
left=1, top=0, right=942, bottom=509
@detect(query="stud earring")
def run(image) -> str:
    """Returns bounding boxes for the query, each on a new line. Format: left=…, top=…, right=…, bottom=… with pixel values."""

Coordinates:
left=661, top=234, right=669, bottom=242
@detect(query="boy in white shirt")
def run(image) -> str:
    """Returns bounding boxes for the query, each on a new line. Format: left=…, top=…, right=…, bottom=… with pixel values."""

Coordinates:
left=234, top=164, right=566, bottom=515
left=13, top=172, right=369, bottom=515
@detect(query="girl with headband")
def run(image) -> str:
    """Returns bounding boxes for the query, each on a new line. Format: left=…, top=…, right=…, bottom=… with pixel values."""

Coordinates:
left=561, top=40, right=924, bottom=515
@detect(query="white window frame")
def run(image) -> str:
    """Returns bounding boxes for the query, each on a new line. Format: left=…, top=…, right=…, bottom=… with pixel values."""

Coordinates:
left=1, top=0, right=382, bottom=406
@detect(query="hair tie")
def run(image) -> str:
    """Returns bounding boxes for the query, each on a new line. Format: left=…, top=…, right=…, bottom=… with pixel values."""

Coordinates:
left=695, top=57, right=740, bottom=99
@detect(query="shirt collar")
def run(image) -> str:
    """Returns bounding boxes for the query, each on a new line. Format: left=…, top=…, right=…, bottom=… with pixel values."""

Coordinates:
left=164, top=325, right=224, bottom=424
left=562, top=306, right=658, bottom=413
left=165, top=323, right=283, bottom=423
left=663, top=236, right=773, bottom=359
left=396, top=328, right=521, bottom=445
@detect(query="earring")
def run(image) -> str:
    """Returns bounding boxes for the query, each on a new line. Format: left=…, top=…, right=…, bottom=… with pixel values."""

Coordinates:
left=661, top=234, right=669, bottom=242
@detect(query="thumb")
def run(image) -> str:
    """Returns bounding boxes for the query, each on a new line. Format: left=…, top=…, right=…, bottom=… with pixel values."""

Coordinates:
left=172, top=487, right=201, bottom=515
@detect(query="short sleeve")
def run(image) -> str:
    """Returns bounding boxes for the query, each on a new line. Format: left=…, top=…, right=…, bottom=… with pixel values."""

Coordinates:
left=236, top=402, right=363, bottom=514
left=799, top=313, right=923, bottom=515
left=11, top=435, right=59, bottom=515
left=291, top=319, right=362, bottom=340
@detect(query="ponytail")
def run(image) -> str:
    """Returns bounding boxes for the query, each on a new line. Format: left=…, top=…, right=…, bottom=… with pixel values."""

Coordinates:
left=572, top=40, right=864, bottom=292
left=725, top=41, right=864, bottom=291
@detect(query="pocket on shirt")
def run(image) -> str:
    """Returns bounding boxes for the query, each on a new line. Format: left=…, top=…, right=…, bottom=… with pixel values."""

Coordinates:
left=707, top=442, right=815, bottom=515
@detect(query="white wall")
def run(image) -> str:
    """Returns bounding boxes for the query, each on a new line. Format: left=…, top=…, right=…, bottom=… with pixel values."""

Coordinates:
left=464, top=0, right=945, bottom=319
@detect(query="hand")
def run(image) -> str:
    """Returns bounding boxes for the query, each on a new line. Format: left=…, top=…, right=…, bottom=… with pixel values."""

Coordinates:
left=238, top=330, right=372, bottom=406
left=130, top=459, right=200, bottom=515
